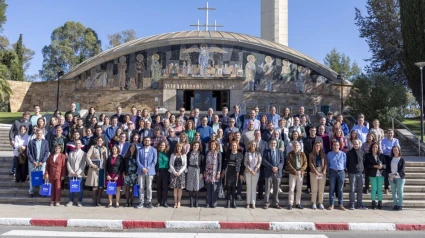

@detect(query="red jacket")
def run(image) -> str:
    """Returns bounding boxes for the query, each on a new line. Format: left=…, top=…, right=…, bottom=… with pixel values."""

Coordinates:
left=44, top=153, right=66, bottom=181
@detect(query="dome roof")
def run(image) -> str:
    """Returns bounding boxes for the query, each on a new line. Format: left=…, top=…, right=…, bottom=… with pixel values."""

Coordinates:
left=62, top=30, right=339, bottom=81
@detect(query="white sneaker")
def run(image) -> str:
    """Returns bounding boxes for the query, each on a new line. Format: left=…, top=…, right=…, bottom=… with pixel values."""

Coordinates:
left=66, top=202, right=73, bottom=207
left=312, top=203, right=317, bottom=210
left=318, top=203, right=325, bottom=210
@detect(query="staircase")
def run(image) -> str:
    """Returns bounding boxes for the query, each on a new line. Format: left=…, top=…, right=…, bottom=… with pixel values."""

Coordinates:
left=0, top=125, right=424, bottom=208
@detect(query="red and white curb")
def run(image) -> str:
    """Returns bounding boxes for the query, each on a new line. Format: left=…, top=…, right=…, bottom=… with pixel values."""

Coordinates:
left=1, top=218, right=425, bottom=231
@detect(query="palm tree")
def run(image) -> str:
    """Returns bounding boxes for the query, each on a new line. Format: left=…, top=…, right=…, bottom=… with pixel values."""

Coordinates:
left=0, top=64, right=12, bottom=101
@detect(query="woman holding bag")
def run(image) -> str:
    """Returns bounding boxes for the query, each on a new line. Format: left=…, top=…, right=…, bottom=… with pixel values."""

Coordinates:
left=105, top=145, right=124, bottom=208
left=365, top=142, right=387, bottom=210
left=169, top=143, right=187, bottom=208
left=123, top=143, right=138, bottom=207
left=44, top=144, right=66, bottom=206
left=86, top=137, right=108, bottom=207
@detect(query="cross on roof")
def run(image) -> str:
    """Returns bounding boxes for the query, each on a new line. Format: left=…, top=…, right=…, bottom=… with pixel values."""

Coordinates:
left=190, top=2, right=223, bottom=31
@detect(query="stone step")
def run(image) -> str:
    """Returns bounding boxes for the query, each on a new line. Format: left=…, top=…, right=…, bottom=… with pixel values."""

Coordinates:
left=0, top=187, right=424, bottom=200
left=0, top=196, right=424, bottom=208
left=1, top=181, right=424, bottom=192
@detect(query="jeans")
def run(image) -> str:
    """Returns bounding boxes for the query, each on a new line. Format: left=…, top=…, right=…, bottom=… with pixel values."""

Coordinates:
left=206, top=181, right=219, bottom=207
left=370, top=176, right=384, bottom=201
left=329, top=169, right=345, bottom=206
left=348, top=173, right=364, bottom=207
left=391, top=178, right=405, bottom=206
left=11, top=156, right=16, bottom=174
left=138, top=174, right=153, bottom=204
left=28, top=161, right=46, bottom=194
left=69, top=177, right=84, bottom=203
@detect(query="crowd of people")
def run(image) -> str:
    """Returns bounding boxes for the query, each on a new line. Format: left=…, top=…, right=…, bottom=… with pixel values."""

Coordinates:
left=8, top=103, right=405, bottom=211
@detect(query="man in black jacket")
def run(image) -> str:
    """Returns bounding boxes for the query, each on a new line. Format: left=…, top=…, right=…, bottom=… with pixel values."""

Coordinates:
left=346, top=139, right=368, bottom=210
left=303, top=127, right=323, bottom=193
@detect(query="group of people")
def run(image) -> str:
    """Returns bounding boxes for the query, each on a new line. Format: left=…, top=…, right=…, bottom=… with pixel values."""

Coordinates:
left=8, top=103, right=405, bottom=211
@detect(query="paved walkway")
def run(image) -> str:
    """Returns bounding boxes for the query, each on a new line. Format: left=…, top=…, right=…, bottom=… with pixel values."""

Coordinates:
left=1, top=204, right=425, bottom=224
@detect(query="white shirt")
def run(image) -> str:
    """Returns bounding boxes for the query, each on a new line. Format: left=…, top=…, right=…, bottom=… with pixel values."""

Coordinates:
left=249, top=152, right=256, bottom=170
left=53, top=154, right=58, bottom=163
left=13, top=134, right=30, bottom=157
left=391, top=157, right=401, bottom=178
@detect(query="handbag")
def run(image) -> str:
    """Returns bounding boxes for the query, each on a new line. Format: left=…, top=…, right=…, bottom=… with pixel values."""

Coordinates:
left=133, top=184, right=139, bottom=198
left=218, top=181, right=225, bottom=199
left=39, top=181, right=52, bottom=197
left=69, top=177, right=81, bottom=193
left=18, top=148, right=27, bottom=164
left=106, top=181, right=117, bottom=195
left=31, top=168, right=44, bottom=187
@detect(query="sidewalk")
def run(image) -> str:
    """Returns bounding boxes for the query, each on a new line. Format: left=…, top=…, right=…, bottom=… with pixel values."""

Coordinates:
left=1, top=204, right=425, bottom=231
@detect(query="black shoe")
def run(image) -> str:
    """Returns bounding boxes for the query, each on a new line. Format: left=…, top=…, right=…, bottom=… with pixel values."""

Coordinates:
left=163, top=203, right=168, bottom=208
left=146, top=203, right=153, bottom=209
left=225, top=200, right=230, bottom=208
left=287, top=205, right=293, bottom=210
left=397, top=206, right=403, bottom=211
left=377, top=201, right=383, bottom=210
left=372, top=201, right=376, bottom=210
left=392, top=205, right=398, bottom=210
left=231, top=199, right=237, bottom=208
left=296, top=204, right=304, bottom=209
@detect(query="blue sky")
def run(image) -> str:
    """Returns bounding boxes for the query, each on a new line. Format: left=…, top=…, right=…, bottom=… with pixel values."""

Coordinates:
left=3, top=0, right=370, bottom=78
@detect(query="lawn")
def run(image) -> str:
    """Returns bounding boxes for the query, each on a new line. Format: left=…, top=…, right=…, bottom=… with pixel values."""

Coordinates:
left=401, top=117, right=425, bottom=141
left=0, top=112, right=23, bottom=124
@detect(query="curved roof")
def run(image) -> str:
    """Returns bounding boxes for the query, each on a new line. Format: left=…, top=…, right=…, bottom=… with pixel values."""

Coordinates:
left=62, top=30, right=339, bottom=81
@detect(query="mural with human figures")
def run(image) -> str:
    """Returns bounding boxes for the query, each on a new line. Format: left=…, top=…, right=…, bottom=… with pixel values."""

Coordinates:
left=74, top=44, right=330, bottom=94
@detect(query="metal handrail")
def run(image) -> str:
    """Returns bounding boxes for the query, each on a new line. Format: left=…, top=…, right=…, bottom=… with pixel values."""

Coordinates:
left=343, top=110, right=357, bottom=124
left=392, top=117, right=421, bottom=156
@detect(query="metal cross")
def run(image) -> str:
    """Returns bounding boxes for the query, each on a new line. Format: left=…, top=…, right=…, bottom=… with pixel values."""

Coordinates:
left=190, top=2, right=223, bottom=31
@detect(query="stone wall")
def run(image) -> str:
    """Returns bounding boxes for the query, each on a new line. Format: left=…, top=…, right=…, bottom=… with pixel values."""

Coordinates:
left=8, top=80, right=162, bottom=112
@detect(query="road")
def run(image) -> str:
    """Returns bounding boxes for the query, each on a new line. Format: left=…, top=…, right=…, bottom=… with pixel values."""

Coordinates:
left=0, top=226, right=424, bottom=238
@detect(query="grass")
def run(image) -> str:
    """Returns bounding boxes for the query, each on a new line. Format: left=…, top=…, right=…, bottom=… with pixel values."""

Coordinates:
left=0, top=112, right=23, bottom=124
left=401, top=117, right=425, bottom=141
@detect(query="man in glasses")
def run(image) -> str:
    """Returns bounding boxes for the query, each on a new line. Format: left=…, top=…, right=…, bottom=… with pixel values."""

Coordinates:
left=27, top=129, right=50, bottom=198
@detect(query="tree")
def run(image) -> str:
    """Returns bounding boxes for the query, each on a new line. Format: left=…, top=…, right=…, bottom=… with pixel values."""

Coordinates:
left=12, top=42, right=35, bottom=74
left=0, top=0, right=7, bottom=33
left=355, top=0, right=405, bottom=84
left=0, top=64, right=12, bottom=101
left=346, top=73, right=408, bottom=126
left=323, top=48, right=361, bottom=80
left=39, top=21, right=102, bottom=81
left=106, top=29, right=136, bottom=48
left=399, top=0, right=425, bottom=108
left=13, top=34, right=24, bottom=81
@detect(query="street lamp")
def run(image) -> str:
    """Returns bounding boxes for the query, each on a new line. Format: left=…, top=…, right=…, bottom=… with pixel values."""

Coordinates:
left=414, top=62, right=425, bottom=143
left=56, top=71, right=64, bottom=111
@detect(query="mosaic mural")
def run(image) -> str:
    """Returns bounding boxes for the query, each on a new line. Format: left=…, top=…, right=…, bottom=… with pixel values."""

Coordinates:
left=74, top=44, right=330, bottom=93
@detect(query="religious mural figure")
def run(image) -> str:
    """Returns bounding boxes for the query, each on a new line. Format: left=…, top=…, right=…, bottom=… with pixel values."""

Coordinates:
left=150, top=54, right=162, bottom=89
left=182, top=44, right=227, bottom=77
left=136, top=54, right=145, bottom=89
left=118, top=56, right=127, bottom=90
left=94, top=70, right=107, bottom=88
left=263, top=56, right=275, bottom=92
left=198, top=44, right=210, bottom=76
left=295, top=66, right=306, bottom=93
left=245, top=55, right=256, bottom=91
left=86, top=68, right=96, bottom=90
left=106, top=63, right=114, bottom=88
left=279, top=59, right=292, bottom=83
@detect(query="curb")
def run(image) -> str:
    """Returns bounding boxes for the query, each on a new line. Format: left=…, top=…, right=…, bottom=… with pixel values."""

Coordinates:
left=0, top=218, right=425, bottom=231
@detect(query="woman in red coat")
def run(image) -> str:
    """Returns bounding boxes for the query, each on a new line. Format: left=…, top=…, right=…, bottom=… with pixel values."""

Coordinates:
left=44, top=144, right=66, bottom=206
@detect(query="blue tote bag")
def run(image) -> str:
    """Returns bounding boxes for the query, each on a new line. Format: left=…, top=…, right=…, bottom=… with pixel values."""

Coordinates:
left=31, top=168, right=43, bottom=187
left=69, top=178, right=81, bottom=193
left=39, top=181, right=52, bottom=197
left=133, top=184, right=139, bottom=198
left=106, top=182, right=117, bottom=195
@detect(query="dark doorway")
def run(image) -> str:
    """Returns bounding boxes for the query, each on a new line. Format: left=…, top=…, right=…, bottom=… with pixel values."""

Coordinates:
left=177, top=90, right=229, bottom=111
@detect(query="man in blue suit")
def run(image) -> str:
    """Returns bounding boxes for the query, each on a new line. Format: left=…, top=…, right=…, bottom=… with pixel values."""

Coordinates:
left=117, top=133, right=130, bottom=157
left=262, top=139, right=285, bottom=209
left=230, top=105, right=244, bottom=132
left=136, top=137, right=157, bottom=209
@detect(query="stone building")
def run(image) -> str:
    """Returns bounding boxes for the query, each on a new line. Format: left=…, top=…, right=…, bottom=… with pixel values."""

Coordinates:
left=9, top=31, right=351, bottom=114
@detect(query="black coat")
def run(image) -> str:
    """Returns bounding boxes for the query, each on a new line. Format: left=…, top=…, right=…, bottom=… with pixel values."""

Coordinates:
left=105, top=155, right=124, bottom=177
left=364, top=153, right=387, bottom=177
